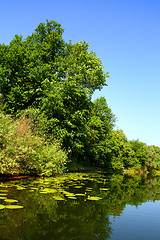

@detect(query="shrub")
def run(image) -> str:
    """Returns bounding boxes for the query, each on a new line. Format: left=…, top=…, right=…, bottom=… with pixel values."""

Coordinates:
left=0, top=112, right=67, bottom=176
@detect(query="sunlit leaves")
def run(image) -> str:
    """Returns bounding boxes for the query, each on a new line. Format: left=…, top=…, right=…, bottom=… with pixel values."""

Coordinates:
left=0, top=20, right=107, bottom=114
left=0, top=111, right=67, bottom=175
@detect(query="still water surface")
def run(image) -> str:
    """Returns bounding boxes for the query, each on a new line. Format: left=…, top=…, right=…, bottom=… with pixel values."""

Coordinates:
left=0, top=172, right=160, bottom=240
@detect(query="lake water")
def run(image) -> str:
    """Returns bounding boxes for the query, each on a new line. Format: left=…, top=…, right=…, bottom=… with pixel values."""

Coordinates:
left=0, top=172, right=160, bottom=240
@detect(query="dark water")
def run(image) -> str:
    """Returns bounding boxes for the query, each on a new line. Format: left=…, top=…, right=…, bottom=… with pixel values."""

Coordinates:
left=0, top=172, right=160, bottom=240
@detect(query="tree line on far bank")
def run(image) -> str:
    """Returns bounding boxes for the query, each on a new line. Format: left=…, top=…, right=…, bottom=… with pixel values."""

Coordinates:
left=0, top=20, right=160, bottom=176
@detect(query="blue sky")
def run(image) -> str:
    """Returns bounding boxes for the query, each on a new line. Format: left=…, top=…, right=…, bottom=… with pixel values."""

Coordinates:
left=1, top=0, right=160, bottom=146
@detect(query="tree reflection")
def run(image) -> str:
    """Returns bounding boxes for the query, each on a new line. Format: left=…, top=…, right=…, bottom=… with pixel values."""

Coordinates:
left=0, top=173, right=160, bottom=240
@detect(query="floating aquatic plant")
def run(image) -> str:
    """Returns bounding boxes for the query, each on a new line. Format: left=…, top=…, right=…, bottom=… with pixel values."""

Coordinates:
left=53, top=196, right=65, bottom=201
left=75, top=193, right=86, bottom=196
left=5, top=205, right=24, bottom=209
left=0, top=204, right=5, bottom=210
left=4, top=199, right=18, bottom=203
left=99, top=188, right=109, bottom=191
left=67, top=197, right=77, bottom=200
left=0, top=197, right=6, bottom=200
left=87, top=196, right=102, bottom=201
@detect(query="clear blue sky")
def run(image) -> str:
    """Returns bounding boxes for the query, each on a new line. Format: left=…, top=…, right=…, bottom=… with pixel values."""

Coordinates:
left=1, top=0, right=160, bottom=146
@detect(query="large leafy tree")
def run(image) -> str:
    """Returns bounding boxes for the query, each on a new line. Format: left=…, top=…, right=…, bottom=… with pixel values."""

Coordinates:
left=0, top=20, right=108, bottom=113
left=0, top=21, right=65, bottom=113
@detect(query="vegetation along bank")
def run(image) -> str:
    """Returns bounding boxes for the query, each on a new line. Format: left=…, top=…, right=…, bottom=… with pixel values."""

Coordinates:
left=0, top=20, right=160, bottom=177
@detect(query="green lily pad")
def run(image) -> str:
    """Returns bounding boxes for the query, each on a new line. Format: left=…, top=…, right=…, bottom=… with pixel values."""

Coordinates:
left=74, top=186, right=83, bottom=188
left=16, top=187, right=25, bottom=190
left=4, top=199, right=18, bottom=203
left=0, top=197, right=6, bottom=200
left=75, top=193, right=86, bottom=196
left=40, top=188, right=57, bottom=194
left=53, top=196, right=65, bottom=201
left=5, top=205, right=24, bottom=209
left=87, top=196, right=102, bottom=201
left=0, top=204, right=5, bottom=209
left=67, top=196, right=77, bottom=199
left=0, top=194, right=7, bottom=196
left=63, top=191, right=75, bottom=197
left=0, top=190, right=8, bottom=192
left=99, top=188, right=109, bottom=191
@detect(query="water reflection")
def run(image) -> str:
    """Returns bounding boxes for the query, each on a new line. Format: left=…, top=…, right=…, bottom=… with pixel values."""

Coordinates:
left=0, top=173, right=160, bottom=240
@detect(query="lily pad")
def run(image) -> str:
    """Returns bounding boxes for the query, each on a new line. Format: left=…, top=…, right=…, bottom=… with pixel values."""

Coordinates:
left=40, top=188, right=57, bottom=194
left=85, top=189, right=92, bottom=192
left=99, top=188, right=109, bottom=191
left=53, top=196, right=65, bottom=201
left=5, top=205, right=24, bottom=209
left=63, top=191, right=75, bottom=197
left=87, top=196, right=102, bottom=201
left=4, top=199, right=18, bottom=203
left=75, top=193, right=86, bottom=196
left=0, top=204, right=5, bottom=210
left=67, top=196, right=77, bottom=199
left=16, top=187, right=25, bottom=190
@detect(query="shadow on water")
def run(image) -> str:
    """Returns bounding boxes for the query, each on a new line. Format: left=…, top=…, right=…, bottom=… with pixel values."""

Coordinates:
left=0, top=172, right=160, bottom=240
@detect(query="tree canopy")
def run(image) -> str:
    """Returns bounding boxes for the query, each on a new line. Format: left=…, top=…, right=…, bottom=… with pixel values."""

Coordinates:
left=0, top=20, right=108, bottom=114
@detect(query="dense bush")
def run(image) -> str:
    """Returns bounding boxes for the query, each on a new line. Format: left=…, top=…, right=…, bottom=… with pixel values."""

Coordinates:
left=0, top=112, right=67, bottom=176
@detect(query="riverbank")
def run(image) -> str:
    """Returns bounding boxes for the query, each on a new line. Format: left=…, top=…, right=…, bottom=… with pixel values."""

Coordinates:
left=0, top=162, right=160, bottom=182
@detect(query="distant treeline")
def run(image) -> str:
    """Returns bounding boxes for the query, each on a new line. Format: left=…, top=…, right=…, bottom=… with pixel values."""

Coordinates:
left=0, top=20, right=160, bottom=176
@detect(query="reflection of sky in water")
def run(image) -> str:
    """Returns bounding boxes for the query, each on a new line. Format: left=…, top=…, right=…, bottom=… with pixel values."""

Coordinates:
left=110, top=201, right=160, bottom=240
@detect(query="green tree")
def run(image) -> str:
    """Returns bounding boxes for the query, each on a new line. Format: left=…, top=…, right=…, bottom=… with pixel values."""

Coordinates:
left=37, top=78, right=91, bottom=161
left=0, top=21, right=65, bottom=113
left=145, top=145, right=160, bottom=171
left=130, top=140, right=148, bottom=167
left=0, top=20, right=107, bottom=114
left=87, top=97, right=116, bottom=166
left=104, top=130, right=137, bottom=171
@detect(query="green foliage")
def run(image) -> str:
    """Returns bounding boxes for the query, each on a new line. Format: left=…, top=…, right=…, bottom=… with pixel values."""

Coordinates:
left=37, top=141, right=67, bottom=176
left=18, top=79, right=91, bottom=161
left=145, top=145, right=160, bottom=171
left=0, top=20, right=109, bottom=166
left=130, top=140, right=148, bottom=166
left=86, top=97, right=116, bottom=166
left=0, top=112, right=67, bottom=175
left=104, top=130, right=140, bottom=171
left=1, top=20, right=160, bottom=174
left=0, top=20, right=107, bottom=114
left=0, top=21, right=65, bottom=113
